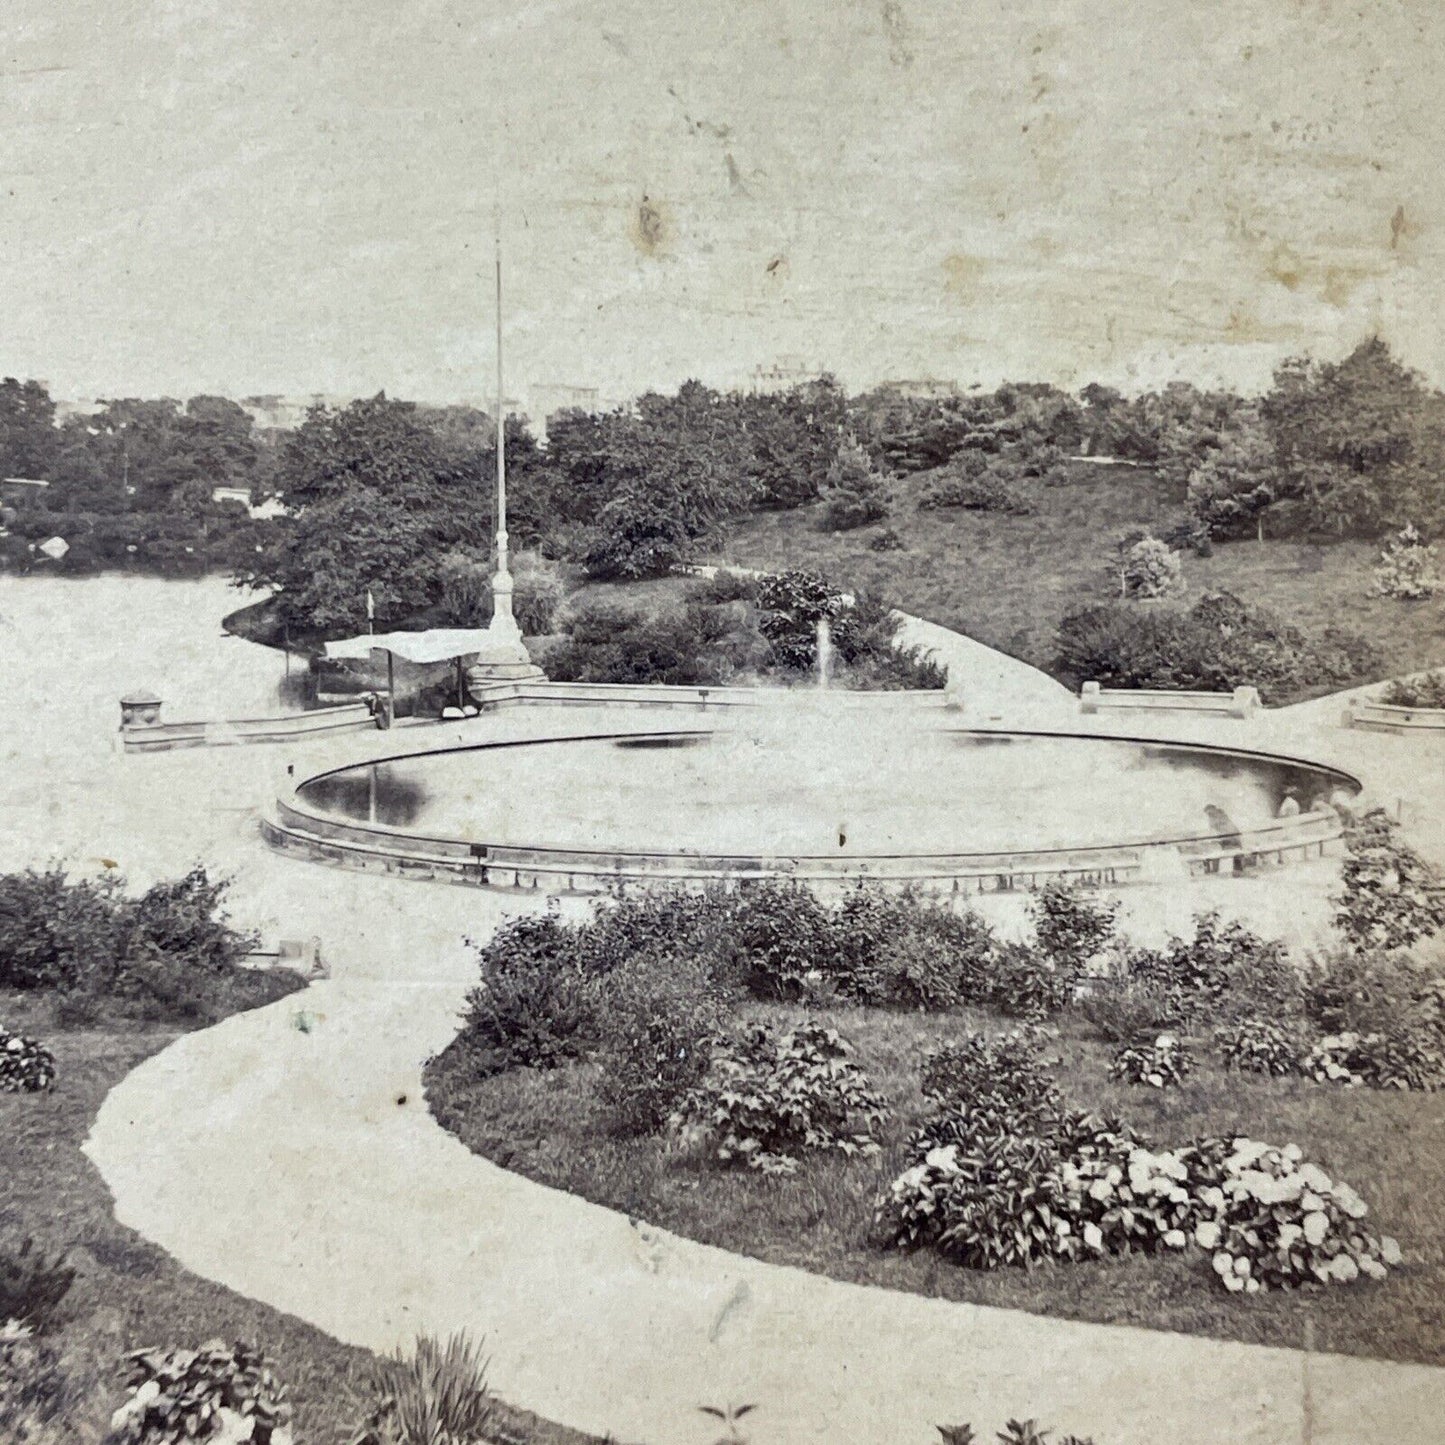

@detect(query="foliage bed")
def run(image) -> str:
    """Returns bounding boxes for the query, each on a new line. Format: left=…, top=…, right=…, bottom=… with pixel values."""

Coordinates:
left=0, top=866, right=299, bottom=1025
left=1053, top=590, right=1377, bottom=702
left=430, top=818, right=1445, bottom=1360
left=540, top=567, right=946, bottom=690
left=1380, top=669, right=1445, bottom=708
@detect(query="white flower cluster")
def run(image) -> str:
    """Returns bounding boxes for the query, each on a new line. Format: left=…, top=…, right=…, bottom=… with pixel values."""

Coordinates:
left=1193, top=1138, right=1400, bottom=1292
left=881, top=1127, right=1401, bottom=1294
left=1108, top=1034, right=1193, bottom=1088
left=0, top=1028, right=56, bottom=1093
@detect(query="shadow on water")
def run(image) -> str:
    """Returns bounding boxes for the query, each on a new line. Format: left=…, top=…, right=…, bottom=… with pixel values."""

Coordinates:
left=299, top=767, right=429, bottom=827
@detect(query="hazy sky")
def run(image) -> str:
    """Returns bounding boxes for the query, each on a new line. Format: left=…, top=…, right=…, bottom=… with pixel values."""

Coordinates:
left=4, top=1, right=1443, bottom=405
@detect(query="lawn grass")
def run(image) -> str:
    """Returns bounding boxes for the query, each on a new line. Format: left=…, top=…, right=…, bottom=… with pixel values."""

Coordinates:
left=0, top=989, right=598, bottom=1445
left=426, top=999, right=1445, bottom=1368
left=718, top=463, right=1445, bottom=698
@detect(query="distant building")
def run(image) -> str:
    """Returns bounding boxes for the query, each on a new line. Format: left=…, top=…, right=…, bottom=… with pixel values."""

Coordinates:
left=750, top=357, right=826, bottom=393
left=525, top=382, right=602, bottom=439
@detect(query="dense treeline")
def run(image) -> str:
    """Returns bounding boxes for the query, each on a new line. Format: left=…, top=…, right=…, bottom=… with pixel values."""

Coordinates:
left=4, top=336, right=1443, bottom=632
left=0, top=386, right=280, bottom=573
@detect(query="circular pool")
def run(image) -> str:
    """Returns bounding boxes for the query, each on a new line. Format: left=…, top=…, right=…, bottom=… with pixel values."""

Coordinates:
left=271, top=706, right=1361, bottom=892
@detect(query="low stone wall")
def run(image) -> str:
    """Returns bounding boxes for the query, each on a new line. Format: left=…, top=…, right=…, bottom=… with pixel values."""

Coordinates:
left=119, top=699, right=378, bottom=753
left=468, top=678, right=948, bottom=713
left=1080, top=682, right=1261, bottom=719
left=263, top=724, right=1354, bottom=897
left=1346, top=697, right=1445, bottom=733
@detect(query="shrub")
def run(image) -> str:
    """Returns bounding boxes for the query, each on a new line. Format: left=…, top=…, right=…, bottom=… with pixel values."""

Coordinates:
left=1371, top=522, right=1439, bottom=600
left=0, top=867, right=125, bottom=992
left=1303, top=944, right=1443, bottom=1038
left=917, top=470, right=1033, bottom=515
left=688, top=568, right=760, bottom=605
left=0, top=1239, right=74, bottom=1335
left=1381, top=670, right=1445, bottom=708
left=987, top=941, right=1076, bottom=1021
left=1332, top=809, right=1445, bottom=950
left=1215, top=1017, right=1306, bottom=1077
left=1184, top=1136, right=1400, bottom=1292
left=726, top=882, right=837, bottom=1002
left=867, top=525, right=903, bottom=551
left=349, top=1332, right=492, bottom=1445
left=1028, top=882, right=1118, bottom=974
left=829, top=889, right=995, bottom=1010
left=543, top=599, right=735, bottom=686
left=1117, top=535, right=1185, bottom=600
left=1109, top=1035, right=1194, bottom=1088
left=819, top=438, right=890, bottom=531
left=0, top=865, right=264, bottom=1023
left=673, top=1022, right=886, bottom=1174
left=1080, top=975, right=1187, bottom=1044
left=1127, top=912, right=1300, bottom=1023
left=0, top=1029, right=57, bottom=1093
left=1303, top=1031, right=1445, bottom=1091
left=582, top=486, right=693, bottom=579
left=593, top=959, right=726, bottom=1135
left=917, top=1030, right=1061, bottom=1136
left=457, top=915, right=596, bottom=1072
left=1053, top=593, right=1376, bottom=703
left=877, top=1121, right=1400, bottom=1293
left=109, top=1340, right=292, bottom=1445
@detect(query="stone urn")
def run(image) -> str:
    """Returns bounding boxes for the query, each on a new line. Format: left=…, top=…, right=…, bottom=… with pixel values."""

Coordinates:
left=119, top=690, right=163, bottom=729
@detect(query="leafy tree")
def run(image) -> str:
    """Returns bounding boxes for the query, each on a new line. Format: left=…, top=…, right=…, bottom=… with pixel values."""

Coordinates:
left=1263, top=337, right=1437, bottom=537
left=248, top=394, right=488, bottom=633
left=1182, top=403, right=1278, bottom=540
left=819, top=436, right=890, bottom=530
left=0, top=378, right=57, bottom=478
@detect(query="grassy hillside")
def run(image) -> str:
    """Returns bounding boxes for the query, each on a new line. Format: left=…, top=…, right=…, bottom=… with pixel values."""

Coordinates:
left=720, top=460, right=1445, bottom=689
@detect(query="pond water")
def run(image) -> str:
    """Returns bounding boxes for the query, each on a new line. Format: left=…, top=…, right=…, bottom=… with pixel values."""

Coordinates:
left=1, top=573, right=289, bottom=761
left=300, top=706, right=1351, bottom=859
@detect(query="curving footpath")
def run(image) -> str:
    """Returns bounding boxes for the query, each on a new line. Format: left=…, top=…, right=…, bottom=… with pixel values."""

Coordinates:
left=72, top=602, right=1445, bottom=1445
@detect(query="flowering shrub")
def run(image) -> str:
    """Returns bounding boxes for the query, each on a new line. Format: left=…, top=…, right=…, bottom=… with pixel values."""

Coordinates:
left=877, top=1102, right=1401, bottom=1294
left=1371, top=522, right=1439, bottom=600
left=1216, top=1017, right=1305, bottom=1077
left=1185, top=1137, right=1400, bottom=1292
left=1332, top=811, right=1445, bottom=951
left=0, top=1029, right=56, bottom=1092
left=1303, top=1031, right=1445, bottom=1091
left=673, top=1023, right=886, bottom=1174
left=1119, top=535, right=1185, bottom=599
left=109, top=1341, right=292, bottom=1444
left=1381, top=669, right=1445, bottom=709
left=1109, top=1035, right=1193, bottom=1087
